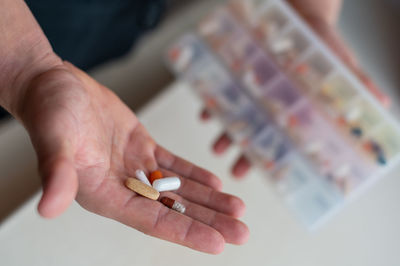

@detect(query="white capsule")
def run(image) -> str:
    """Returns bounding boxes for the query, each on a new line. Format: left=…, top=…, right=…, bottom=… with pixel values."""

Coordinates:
left=305, top=141, right=323, bottom=155
left=135, top=170, right=151, bottom=186
left=152, top=177, right=181, bottom=192
left=333, top=164, right=351, bottom=179
left=270, top=38, right=294, bottom=54
left=345, top=107, right=362, bottom=122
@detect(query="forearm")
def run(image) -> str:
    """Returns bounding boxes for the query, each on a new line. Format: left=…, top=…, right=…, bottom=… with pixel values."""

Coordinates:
left=0, top=0, right=62, bottom=118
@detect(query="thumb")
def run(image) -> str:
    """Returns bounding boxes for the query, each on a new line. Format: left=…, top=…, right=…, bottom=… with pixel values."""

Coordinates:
left=17, top=63, right=82, bottom=218
left=36, top=146, right=78, bottom=219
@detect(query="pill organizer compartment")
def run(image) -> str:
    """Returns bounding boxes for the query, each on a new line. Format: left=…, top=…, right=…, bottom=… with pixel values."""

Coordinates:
left=218, top=83, right=253, bottom=112
left=166, top=35, right=211, bottom=73
left=272, top=155, right=344, bottom=228
left=252, top=4, right=291, bottom=46
left=218, top=30, right=260, bottom=74
left=188, top=76, right=229, bottom=117
left=330, top=96, right=385, bottom=146
left=361, top=123, right=400, bottom=166
left=261, top=77, right=304, bottom=115
left=344, top=99, right=384, bottom=136
left=272, top=154, right=314, bottom=195
left=241, top=53, right=280, bottom=97
left=329, top=156, right=372, bottom=195
left=244, top=126, right=292, bottom=170
left=292, top=51, right=334, bottom=94
left=281, top=103, right=327, bottom=147
left=224, top=104, right=268, bottom=146
left=199, top=9, right=264, bottom=77
left=268, top=27, right=311, bottom=68
left=318, top=73, right=359, bottom=115
left=187, top=63, right=230, bottom=96
left=199, top=9, right=237, bottom=51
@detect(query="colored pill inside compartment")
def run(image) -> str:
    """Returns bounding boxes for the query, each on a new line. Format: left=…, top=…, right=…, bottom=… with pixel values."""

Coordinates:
left=319, top=74, right=358, bottom=112
left=217, top=83, right=251, bottom=111
left=263, top=78, right=303, bottom=113
left=253, top=5, right=290, bottom=43
left=283, top=103, right=325, bottom=143
left=247, top=126, right=291, bottom=168
left=341, top=99, right=384, bottom=137
left=293, top=52, right=333, bottom=92
left=225, top=105, right=267, bottom=143
left=219, top=33, right=258, bottom=73
left=269, top=28, right=310, bottom=68
left=168, top=46, right=194, bottom=72
left=363, top=124, right=400, bottom=165
left=284, top=104, right=353, bottom=176
left=188, top=62, right=231, bottom=94
left=199, top=10, right=237, bottom=49
left=168, top=35, right=208, bottom=73
left=329, top=160, right=371, bottom=195
left=243, top=55, right=278, bottom=88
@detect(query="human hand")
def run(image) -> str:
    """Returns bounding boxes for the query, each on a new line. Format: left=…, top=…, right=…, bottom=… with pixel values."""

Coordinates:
left=18, top=61, right=248, bottom=254
left=201, top=0, right=386, bottom=178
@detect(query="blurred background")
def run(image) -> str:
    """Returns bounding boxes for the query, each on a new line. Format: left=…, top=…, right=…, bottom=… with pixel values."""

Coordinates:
left=0, top=0, right=399, bottom=224
left=2, top=1, right=400, bottom=266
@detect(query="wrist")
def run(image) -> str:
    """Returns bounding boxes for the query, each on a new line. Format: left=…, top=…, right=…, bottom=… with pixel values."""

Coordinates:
left=4, top=43, right=62, bottom=121
left=0, top=37, right=62, bottom=120
left=0, top=0, right=63, bottom=120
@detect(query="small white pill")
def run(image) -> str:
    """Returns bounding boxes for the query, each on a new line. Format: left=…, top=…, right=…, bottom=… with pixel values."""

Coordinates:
left=270, top=38, right=293, bottom=54
left=135, top=170, right=151, bottom=186
left=333, top=164, right=351, bottom=179
left=345, top=107, right=362, bottom=122
left=305, top=141, right=323, bottom=155
left=152, top=177, right=181, bottom=192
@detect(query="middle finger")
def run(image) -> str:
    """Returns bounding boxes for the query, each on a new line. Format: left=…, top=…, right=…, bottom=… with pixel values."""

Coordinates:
left=158, top=168, right=246, bottom=218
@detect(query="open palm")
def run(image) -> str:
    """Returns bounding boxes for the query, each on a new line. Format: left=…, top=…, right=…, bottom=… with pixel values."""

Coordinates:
left=20, top=61, right=248, bottom=254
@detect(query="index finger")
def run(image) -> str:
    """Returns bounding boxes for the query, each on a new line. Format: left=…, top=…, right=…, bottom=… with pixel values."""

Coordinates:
left=119, top=194, right=226, bottom=254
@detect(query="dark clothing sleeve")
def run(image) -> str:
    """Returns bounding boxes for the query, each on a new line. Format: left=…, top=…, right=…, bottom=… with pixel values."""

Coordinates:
left=0, top=0, right=166, bottom=119
left=25, top=0, right=166, bottom=70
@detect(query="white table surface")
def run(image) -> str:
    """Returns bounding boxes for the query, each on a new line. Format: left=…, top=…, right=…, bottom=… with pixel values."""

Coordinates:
left=1, top=81, right=400, bottom=266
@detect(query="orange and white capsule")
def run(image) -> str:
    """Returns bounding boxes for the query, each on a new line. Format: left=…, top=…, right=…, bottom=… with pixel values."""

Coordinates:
left=160, top=197, right=186, bottom=214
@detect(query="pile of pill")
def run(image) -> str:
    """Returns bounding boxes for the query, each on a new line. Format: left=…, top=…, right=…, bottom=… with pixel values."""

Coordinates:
left=124, top=169, right=186, bottom=214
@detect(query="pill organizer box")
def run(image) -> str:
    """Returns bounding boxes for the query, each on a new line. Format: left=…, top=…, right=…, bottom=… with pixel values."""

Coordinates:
left=165, top=0, right=400, bottom=228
